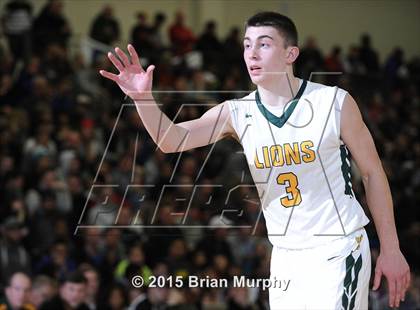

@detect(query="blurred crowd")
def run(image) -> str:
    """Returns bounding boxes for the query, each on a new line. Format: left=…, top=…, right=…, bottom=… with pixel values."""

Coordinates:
left=1, top=0, right=420, bottom=309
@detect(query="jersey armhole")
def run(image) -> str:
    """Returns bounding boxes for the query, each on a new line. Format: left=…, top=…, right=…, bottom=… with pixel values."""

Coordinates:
left=334, top=87, right=349, bottom=141
left=226, top=100, right=241, bottom=142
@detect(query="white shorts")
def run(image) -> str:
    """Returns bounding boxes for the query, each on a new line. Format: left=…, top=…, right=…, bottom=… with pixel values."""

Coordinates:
left=269, top=228, right=371, bottom=310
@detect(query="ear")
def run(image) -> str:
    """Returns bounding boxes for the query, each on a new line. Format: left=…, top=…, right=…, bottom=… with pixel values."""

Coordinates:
left=286, top=46, right=300, bottom=64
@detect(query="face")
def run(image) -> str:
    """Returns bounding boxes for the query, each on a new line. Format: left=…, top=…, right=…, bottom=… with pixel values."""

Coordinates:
left=129, top=246, right=144, bottom=264
left=109, top=287, right=125, bottom=309
left=83, top=270, right=99, bottom=297
left=5, top=273, right=32, bottom=308
left=52, top=243, right=68, bottom=266
left=148, top=287, right=169, bottom=304
left=60, top=282, right=86, bottom=308
left=30, top=283, right=56, bottom=308
left=243, top=26, right=295, bottom=86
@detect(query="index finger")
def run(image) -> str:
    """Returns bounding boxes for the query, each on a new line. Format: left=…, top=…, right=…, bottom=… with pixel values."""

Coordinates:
left=128, top=44, right=142, bottom=67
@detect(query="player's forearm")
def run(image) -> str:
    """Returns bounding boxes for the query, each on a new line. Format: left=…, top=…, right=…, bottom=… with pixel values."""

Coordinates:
left=133, top=95, right=188, bottom=153
left=363, top=168, right=400, bottom=253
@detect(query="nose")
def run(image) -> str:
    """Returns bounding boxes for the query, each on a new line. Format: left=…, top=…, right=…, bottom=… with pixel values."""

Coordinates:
left=247, top=46, right=258, bottom=60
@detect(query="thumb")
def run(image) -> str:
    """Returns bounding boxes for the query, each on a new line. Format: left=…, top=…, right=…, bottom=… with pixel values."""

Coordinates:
left=146, top=65, right=155, bottom=76
left=372, top=268, right=382, bottom=290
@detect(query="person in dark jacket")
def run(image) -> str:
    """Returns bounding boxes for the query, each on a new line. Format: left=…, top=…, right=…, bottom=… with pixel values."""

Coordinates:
left=39, top=271, right=89, bottom=310
left=89, top=5, right=120, bottom=45
left=32, top=0, right=71, bottom=55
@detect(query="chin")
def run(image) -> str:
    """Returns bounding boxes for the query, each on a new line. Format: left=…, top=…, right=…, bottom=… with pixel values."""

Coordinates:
left=250, top=75, right=265, bottom=85
left=250, top=75, right=265, bottom=84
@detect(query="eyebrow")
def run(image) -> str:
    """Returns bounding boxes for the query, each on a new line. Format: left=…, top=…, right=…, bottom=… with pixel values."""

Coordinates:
left=243, top=35, right=274, bottom=41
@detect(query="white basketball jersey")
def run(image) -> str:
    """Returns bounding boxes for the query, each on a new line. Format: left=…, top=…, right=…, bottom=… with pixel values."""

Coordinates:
left=228, top=79, right=370, bottom=249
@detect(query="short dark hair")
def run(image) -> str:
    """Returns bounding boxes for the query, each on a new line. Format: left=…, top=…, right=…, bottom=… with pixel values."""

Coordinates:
left=60, top=271, right=87, bottom=285
left=246, top=12, right=298, bottom=47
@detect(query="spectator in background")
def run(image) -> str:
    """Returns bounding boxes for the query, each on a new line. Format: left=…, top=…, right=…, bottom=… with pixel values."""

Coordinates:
left=145, top=205, right=183, bottom=266
left=25, top=165, right=71, bottom=214
left=41, top=44, right=73, bottom=85
left=114, top=243, right=152, bottom=287
left=148, top=12, right=167, bottom=64
left=7, top=199, right=29, bottom=226
left=227, top=286, right=254, bottom=310
left=0, top=156, right=15, bottom=203
left=0, top=217, right=31, bottom=287
left=28, top=190, right=64, bottom=259
left=325, top=46, right=343, bottom=72
left=1, top=0, right=33, bottom=66
left=0, top=41, right=6, bottom=60
left=39, top=271, right=89, bottom=310
left=0, top=47, right=15, bottom=77
left=196, top=21, right=222, bottom=71
left=384, top=47, right=407, bottom=89
left=169, top=11, right=195, bottom=56
left=78, top=265, right=99, bottom=310
left=223, top=27, right=244, bottom=73
left=99, top=283, right=128, bottom=310
left=32, top=0, right=71, bottom=55
left=97, top=229, right=125, bottom=285
left=324, top=46, right=344, bottom=85
left=359, top=33, right=379, bottom=73
left=23, top=124, right=56, bottom=165
left=195, top=216, right=233, bottom=265
left=165, top=239, right=190, bottom=278
left=0, top=272, right=34, bottom=310
left=344, top=45, right=365, bottom=75
left=89, top=6, right=120, bottom=46
left=72, top=228, right=102, bottom=269
left=295, top=36, right=324, bottom=80
left=227, top=226, right=256, bottom=275
left=66, top=174, right=87, bottom=231
left=14, top=55, right=41, bottom=107
left=0, top=74, right=13, bottom=106
left=88, top=6, right=120, bottom=65
left=133, top=286, right=169, bottom=310
left=34, top=239, right=76, bottom=281
left=29, top=275, right=57, bottom=309
left=130, top=12, right=153, bottom=61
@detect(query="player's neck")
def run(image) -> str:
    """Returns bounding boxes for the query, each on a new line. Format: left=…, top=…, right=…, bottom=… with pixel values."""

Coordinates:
left=257, top=75, right=301, bottom=108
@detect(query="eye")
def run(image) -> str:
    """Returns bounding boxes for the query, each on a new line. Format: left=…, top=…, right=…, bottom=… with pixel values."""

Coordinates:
left=244, top=43, right=251, bottom=49
left=260, top=42, right=269, bottom=48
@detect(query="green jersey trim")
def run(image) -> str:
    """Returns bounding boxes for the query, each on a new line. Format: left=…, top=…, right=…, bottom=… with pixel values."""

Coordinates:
left=255, top=79, right=307, bottom=128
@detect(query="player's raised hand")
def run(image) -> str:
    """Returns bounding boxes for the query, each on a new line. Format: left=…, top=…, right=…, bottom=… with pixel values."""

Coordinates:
left=99, top=44, right=155, bottom=100
left=372, top=250, right=410, bottom=308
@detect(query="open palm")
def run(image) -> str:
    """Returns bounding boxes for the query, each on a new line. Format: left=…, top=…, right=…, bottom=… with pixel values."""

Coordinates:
left=99, top=44, right=155, bottom=100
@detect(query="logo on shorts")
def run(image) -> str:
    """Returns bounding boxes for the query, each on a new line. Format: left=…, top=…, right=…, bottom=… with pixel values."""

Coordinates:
left=355, top=235, right=363, bottom=251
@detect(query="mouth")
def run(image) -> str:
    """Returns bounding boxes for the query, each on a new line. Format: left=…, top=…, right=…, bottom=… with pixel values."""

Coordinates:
left=249, top=65, right=262, bottom=76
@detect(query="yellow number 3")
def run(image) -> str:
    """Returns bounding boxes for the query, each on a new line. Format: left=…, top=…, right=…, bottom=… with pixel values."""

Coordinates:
left=277, top=172, right=302, bottom=208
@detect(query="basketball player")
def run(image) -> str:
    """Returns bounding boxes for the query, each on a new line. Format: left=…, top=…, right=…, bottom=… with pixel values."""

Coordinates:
left=100, top=11, right=410, bottom=310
